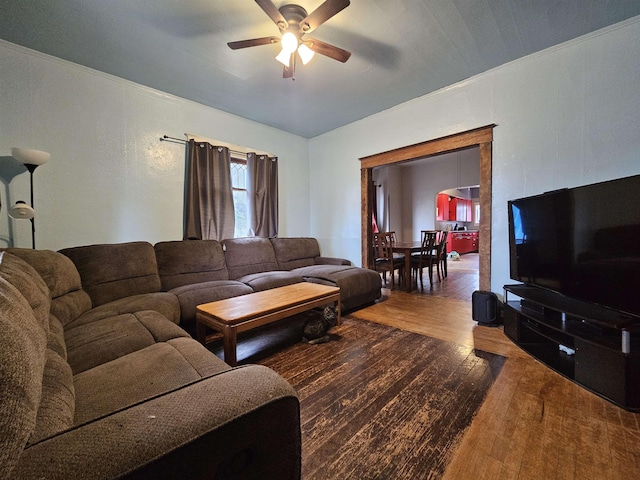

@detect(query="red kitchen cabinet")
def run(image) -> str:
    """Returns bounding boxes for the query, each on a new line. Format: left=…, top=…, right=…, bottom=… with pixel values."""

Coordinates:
left=436, top=194, right=450, bottom=221
left=444, top=197, right=472, bottom=222
left=447, top=231, right=479, bottom=254
left=449, top=197, right=457, bottom=220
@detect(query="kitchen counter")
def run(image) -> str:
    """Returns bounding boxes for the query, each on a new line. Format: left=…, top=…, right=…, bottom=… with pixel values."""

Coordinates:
left=447, top=231, right=479, bottom=254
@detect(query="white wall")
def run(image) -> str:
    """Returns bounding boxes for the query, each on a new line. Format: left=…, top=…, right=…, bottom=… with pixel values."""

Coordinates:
left=399, top=148, right=480, bottom=241
left=0, top=41, right=310, bottom=251
left=309, top=17, right=640, bottom=293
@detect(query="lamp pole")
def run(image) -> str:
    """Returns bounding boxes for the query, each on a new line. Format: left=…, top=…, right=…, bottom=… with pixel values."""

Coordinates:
left=26, top=164, right=36, bottom=249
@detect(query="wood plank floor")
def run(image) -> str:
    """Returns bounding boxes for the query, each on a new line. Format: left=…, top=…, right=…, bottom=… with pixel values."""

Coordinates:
left=260, top=317, right=504, bottom=479
left=354, top=254, right=640, bottom=480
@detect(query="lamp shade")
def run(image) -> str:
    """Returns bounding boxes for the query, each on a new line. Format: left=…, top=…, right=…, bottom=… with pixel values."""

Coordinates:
left=276, top=49, right=291, bottom=67
left=11, top=147, right=50, bottom=166
left=8, top=201, right=35, bottom=220
left=298, top=44, right=315, bottom=65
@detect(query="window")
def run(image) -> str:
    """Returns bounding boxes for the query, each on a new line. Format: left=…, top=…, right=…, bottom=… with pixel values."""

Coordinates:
left=230, top=158, right=249, bottom=237
left=473, top=201, right=481, bottom=226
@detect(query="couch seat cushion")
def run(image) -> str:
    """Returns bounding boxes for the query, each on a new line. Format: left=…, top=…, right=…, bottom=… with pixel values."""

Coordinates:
left=65, top=310, right=190, bottom=374
left=293, top=265, right=382, bottom=305
left=169, top=280, right=253, bottom=324
left=66, top=292, right=181, bottom=329
left=73, top=338, right=230, bottom=425
left=237, top=271, right=304, bottom=292
left=29, top=349, right=75, bottom=444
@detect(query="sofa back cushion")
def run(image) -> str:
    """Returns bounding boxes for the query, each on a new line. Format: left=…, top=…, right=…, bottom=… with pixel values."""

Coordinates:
left=271, top=237, right=321, bottom=270
left=223, top=237, right=279, bottom=279
left=0, top=251, right=50, bottom=329
left=4, top=248, right=92, bottom=327
left=60, top=242, right=161, bottom=307
left=0, top=253, right=48, bottom=478
left=154, top=240, right=229, bottom=290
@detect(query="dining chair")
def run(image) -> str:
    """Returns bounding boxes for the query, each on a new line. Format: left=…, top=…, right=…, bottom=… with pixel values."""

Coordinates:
left=387, top=231, right=406, bottom=263
left=373, top=232, right=404, bottom=289
left=436, top=230, right=449, bottom=279
left=410, top=230, right=438, bottom=290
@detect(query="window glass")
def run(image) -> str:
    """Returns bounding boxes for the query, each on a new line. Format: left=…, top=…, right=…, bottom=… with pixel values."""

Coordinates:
left=230, top=159, right=249, bottom=237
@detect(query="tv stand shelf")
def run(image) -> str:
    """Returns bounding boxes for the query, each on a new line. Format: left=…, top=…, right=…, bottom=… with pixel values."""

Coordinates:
left=503, top=284, right=640, bottom=411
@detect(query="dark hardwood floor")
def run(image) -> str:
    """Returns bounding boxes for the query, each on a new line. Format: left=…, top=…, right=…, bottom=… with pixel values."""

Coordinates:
left=247, top=252, right=640, bottom=479
left=354, top=253, right=640, bottom=480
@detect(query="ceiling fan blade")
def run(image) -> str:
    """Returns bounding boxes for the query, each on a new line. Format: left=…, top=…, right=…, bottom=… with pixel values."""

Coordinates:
left=306, top=38, right=351, bottom=63
left=255, top=0, right=287, bottom=29
left=301, top=0, right=350, bottom=33
left=283, top=53, right=295, bottom=79
left=227, top=36, right=280, bottom=50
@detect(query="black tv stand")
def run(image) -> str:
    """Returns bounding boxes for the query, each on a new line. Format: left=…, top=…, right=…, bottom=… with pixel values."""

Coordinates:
left=503, top=284, right=640, bottom=411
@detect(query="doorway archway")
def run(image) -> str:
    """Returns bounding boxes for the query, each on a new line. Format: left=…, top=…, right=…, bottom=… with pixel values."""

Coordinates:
left=360, top=125, right=495, bottom=291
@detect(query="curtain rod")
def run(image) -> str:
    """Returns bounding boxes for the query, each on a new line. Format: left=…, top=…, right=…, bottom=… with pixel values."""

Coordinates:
left=160, top=135, right=253, bottom=159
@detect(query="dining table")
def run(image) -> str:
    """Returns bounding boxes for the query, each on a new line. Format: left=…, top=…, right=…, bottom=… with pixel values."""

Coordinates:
left=391, top=241, right=422, bottom=292
left=392, top=236, right=445, bottom=292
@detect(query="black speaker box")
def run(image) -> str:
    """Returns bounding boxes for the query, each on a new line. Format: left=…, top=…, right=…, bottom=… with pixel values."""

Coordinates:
left=472, top=290, right=501, bottom=326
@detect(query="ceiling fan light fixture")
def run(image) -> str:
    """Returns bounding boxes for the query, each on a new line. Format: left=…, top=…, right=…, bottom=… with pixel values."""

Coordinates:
left=275, top=48, right=291, bottom=67
left=298, top=43, right=315, bottom=65
left=280, top=31, right=299, bottom=53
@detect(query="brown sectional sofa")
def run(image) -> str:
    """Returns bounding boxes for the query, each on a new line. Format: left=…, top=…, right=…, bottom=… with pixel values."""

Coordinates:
left=0, top=248, right=301, bottom=479
left=1, top=237, right=380, bottom=479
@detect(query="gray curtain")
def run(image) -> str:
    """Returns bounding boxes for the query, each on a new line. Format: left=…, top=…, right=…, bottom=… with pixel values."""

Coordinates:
left=247, top=153, right=278, bottom=238
left=184, top=140, right=235, bottom=241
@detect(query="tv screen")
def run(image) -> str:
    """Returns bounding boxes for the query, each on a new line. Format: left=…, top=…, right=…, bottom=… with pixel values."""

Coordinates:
left=508, top=174, right=640, bottom=318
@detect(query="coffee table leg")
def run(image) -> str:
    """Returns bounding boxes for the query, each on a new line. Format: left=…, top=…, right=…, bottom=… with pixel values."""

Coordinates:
left=223, top=325, right=238, bottom=366
left=196, top=317, right=207, bottom=345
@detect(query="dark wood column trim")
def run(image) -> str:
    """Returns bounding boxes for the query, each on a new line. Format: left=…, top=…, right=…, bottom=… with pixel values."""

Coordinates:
left=360, top=124, right=496, bottom=290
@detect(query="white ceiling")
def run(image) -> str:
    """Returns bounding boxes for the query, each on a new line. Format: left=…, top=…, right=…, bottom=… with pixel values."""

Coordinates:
left=1, top=0, right=639, bottom=138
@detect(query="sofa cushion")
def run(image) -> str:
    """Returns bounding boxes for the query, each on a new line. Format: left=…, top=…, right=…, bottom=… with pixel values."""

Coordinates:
left=169, top=280, right=254, bottom=324
left=66, top=292, right=181, bottom=329
left=293, top=264, right=382, bottom=309
left=73, top=338, right=230, bottom=425
left=60, top=242, right=162, bottom=307
left=236, top=271, right=304, bottom=292
left=3, top=248, right=92, bottom=326
left=155, top=240, right=230, bottom=290
left=270, top=237, right=321, bottom=270
left=65, top=310, right=191, bottom=374
left=223, top=237, right=280, bottom=279
left=0, top=251, right=50, bottom=330
left=29, top=349, right=75, bottom=444
left=47, top=314, right=67, bottom=360
left=0, top=256, right=48, bottom=479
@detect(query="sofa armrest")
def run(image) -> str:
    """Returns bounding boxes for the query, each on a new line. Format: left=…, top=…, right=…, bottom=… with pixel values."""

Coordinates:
left=13, top=365, right=301, bottom=480
left=315, top=256, right=351, bottom=266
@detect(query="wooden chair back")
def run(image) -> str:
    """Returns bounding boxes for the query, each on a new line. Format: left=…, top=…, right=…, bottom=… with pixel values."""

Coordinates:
left=417, top=230, right=438, bottom=267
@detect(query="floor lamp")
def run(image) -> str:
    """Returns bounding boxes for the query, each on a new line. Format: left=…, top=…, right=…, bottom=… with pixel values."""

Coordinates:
left=8, top=147, right=50, bottom=249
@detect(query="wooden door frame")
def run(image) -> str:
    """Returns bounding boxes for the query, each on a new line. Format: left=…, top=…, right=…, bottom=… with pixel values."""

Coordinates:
left=360, top=124, right=496, bottom=291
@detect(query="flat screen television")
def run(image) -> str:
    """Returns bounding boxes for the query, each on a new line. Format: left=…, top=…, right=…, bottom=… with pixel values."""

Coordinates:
left=508, top=174, right=640, bottom=319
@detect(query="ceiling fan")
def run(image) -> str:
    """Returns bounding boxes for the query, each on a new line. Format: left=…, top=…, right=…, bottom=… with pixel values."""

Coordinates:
left=228, top=0, right=352, bottom=79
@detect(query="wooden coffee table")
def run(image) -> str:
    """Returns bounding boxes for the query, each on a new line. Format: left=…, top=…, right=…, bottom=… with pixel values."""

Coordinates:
left=196, top=282, right=341, bottom=366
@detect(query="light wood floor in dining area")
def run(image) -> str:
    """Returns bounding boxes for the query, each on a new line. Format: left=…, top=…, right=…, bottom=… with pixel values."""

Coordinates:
left=355, top=253, right=640, bottom=480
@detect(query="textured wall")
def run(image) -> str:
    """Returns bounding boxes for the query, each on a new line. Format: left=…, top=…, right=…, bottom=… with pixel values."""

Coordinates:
left=0, top=42, right=310, bottom=251
left=309, top=17, right=640, bottom=291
